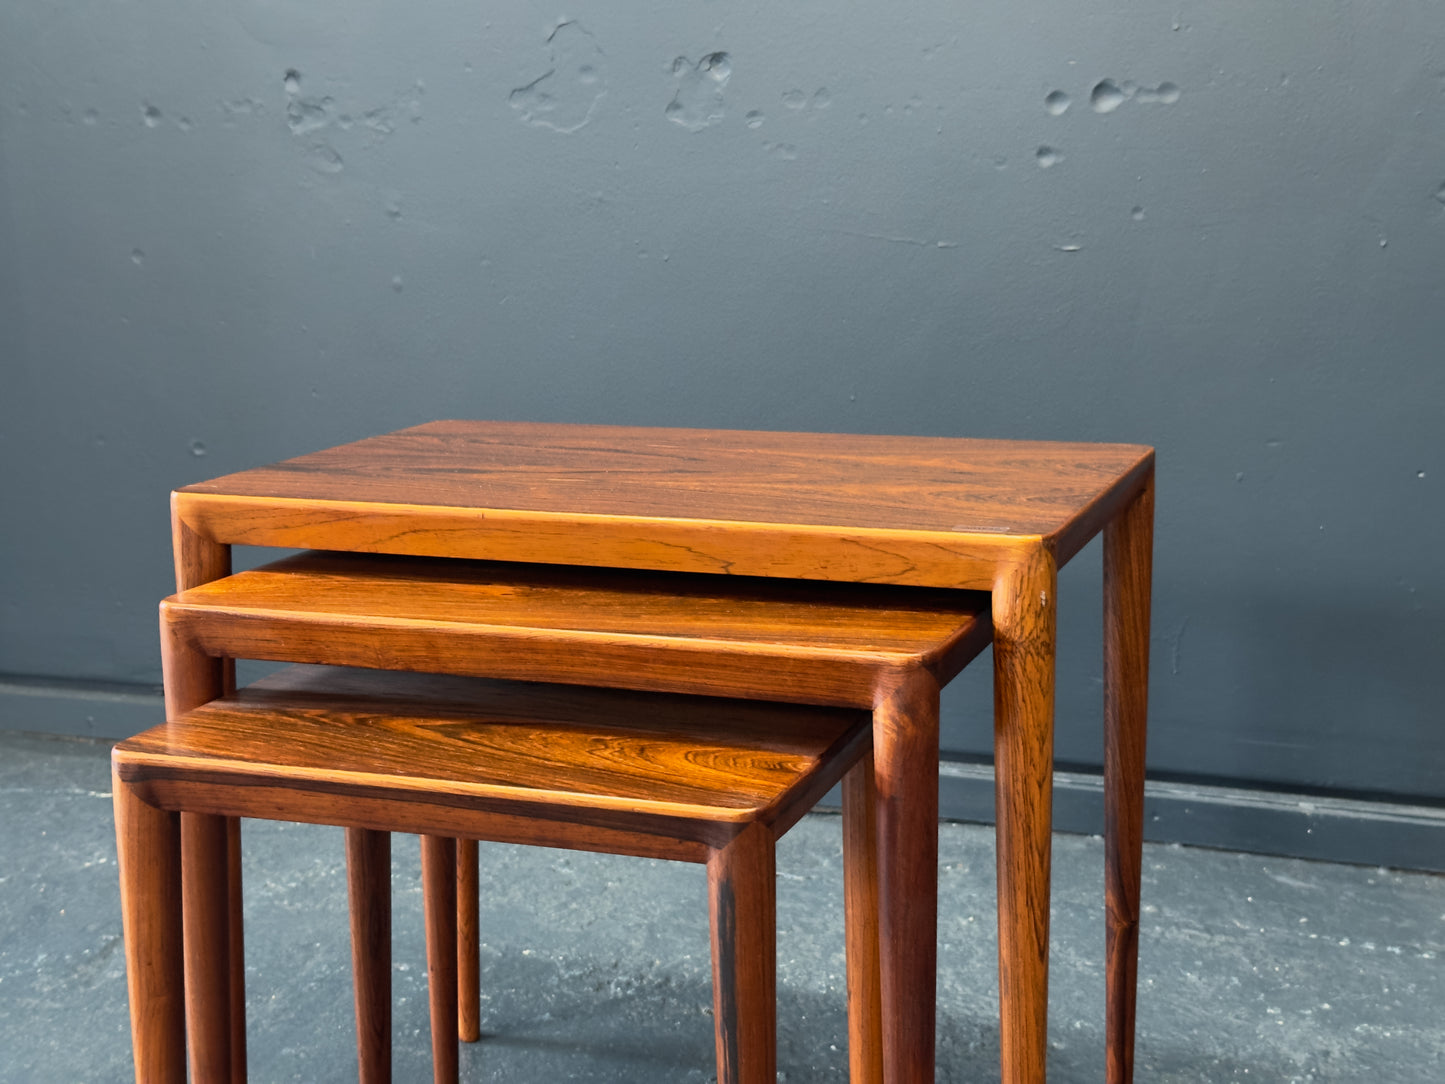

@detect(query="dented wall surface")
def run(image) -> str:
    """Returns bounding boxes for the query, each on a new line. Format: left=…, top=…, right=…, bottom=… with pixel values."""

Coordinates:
left=1, top=2, right=1441, bottom=809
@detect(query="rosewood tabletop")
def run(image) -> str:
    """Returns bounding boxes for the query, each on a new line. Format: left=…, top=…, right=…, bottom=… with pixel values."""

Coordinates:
left=167, top=420, right=1154, bottom=1084
left=174, top=420, right=1150, bottom=591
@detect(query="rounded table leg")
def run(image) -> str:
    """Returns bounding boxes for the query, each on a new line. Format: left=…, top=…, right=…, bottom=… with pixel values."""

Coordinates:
left=993, top=546, right=1058, bottom=1084
left=1104, top=473, right=1153, bottom=1084
left=348, top=828, right=392, bottom=1083
left=843, top=753, right=883, bottom=1084
left=873, top=672, right=942, bottom=1084
left=114, top=772, right=185, bottom=1084
left=421, top=836, right=459, bottom=1084
left=708, top=822, right=776, bottom=1084
left=456, top=839, right=481, bottom=1043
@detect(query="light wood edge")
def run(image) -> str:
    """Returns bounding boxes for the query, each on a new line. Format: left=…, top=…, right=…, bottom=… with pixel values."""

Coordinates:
left=163, top=599, right=938, bottom=670
left=174, top=492, right=1033, bottom=590
left=162, top=610, right=963, bottom=711
left=113, top=748, right=807, bottom=826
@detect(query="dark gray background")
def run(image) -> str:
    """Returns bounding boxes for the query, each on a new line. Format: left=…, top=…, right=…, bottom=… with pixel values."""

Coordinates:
left=2, top=3, right=1441, bottom=855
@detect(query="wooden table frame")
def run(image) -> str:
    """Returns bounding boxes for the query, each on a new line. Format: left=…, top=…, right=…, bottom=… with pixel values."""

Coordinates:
left=155, top=421, right=1153, bottom=1084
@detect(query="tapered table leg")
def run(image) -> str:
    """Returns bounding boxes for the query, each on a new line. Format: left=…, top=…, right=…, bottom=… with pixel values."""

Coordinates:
left=708, top=822, right=776, bottom=1084
left=421, top=836, right=459, bottom=1084
left=843, top=753, right=883, bottom=1084
left=169, top=513, right=250, bottom=1082
left=348, top=829, right=392, bottom=1083
left=993, top=545, right=1057, bottom=1084
left=226, top=815, right=246, bottom=1083
left=182, top=812, right=232, bottom=1080
left=114, top=772, right=185, bottom=1084
left=456, top=839, right=480, bottom=1043
left=873, top=672, right=942, bottom=1083
left=1104, top=471, right=1153, bottom=1084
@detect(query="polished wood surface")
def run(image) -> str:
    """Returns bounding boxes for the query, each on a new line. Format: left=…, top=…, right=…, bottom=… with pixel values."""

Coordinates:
left=1104, top=470, right=1154, bottom=1084
left=347, top=828, right=392, bottom=1084
left=164, top=551, right=991, bottom=709
left=119, top=666, right=871, bottom=831
left=174, top=421, right=1153, bottom=590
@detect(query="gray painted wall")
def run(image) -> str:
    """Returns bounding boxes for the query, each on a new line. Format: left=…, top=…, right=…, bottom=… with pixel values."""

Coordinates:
left=3, top=3, right=1442, bottom=853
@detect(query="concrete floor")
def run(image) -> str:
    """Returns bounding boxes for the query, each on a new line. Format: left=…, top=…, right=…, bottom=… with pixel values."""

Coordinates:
left=1, top=730, right=1441, bottom=1083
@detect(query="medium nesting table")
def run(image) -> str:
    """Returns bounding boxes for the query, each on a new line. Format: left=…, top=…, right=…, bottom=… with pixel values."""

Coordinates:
left=161, top=420, right=1153, bottom=1084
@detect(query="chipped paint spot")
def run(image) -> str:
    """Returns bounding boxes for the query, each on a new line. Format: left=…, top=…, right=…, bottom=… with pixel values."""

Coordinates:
left=510, top=22, right=606, bottom=134
left=667, top=53, right=731, bottom=131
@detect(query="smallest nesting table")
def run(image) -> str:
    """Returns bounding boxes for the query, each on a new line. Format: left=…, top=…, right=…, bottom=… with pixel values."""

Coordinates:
left=160, top=420, right=1153, bottom=1084
left=115, top=663, right=883, bottom=1084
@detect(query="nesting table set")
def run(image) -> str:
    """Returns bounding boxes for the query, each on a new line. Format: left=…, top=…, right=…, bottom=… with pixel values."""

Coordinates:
left=112, top=420, right=1153, bottom=1083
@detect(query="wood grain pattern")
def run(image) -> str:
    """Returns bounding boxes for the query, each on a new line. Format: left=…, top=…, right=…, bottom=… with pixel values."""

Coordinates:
left=180, top=550, right=987, bottom=653
left=992, top=544, right=1058, bottom=1084
left=163, top=551, right=992, bottom=710
left=179, top=420, right=1151, bottom=540
left=151, top=423, right=1156, bottom=1084
left=173, top=421, right=1153, bottom=589
left=122, top=666, right=871, bottom=828
left=113, top=772, right=185, bottom=1084
left=421, top=836, right=459, bottom=1084
left=118, top=667, right=861, bottom=844
left=1104, top=469, right=1153, bottom=1084
left=843, top=754, right=883, bottom=1084
left=456, top=839, right=480, bottom=1044
left=870, top=671, right=942, bottom=1084
left=708, top=822, right=776, bottom=1084
left=347, top=828, right=392, bottom=1084
left=119, top=663, right=871, bottom=1081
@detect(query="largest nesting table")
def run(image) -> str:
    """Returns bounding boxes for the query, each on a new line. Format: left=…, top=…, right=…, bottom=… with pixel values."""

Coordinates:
left=168, top=420, right=1154, bottom=1084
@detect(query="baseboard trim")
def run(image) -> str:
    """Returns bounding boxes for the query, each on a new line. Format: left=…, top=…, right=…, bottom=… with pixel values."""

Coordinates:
left=937, top=760, right=1445, bottom=874
left=0, top=675, right=163, bottom=740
